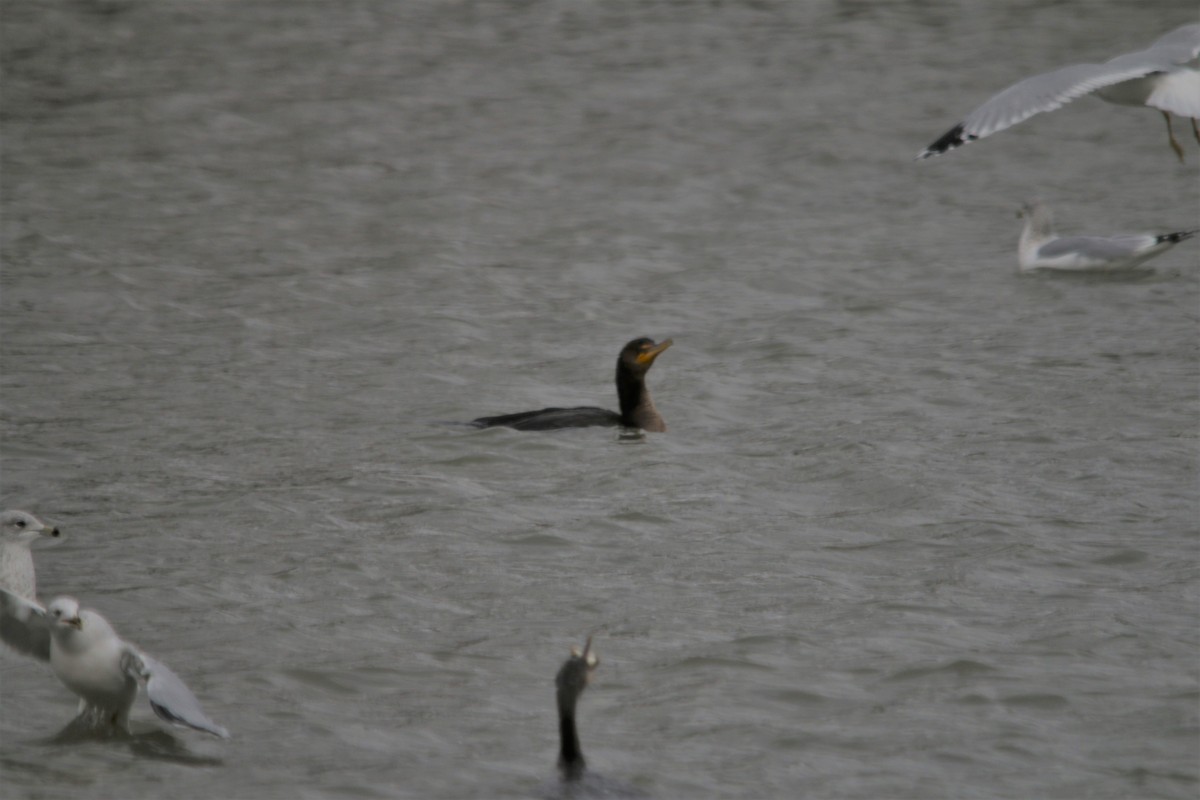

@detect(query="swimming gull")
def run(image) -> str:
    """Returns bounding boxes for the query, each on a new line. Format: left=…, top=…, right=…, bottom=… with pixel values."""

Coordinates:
left=1017, top=199, right=1198, bottom=272
left=0, top=510, right=61, bottom=601
left=0, top=589, right=230, bottom=738
left=918, top=24, right=1200, bottom=161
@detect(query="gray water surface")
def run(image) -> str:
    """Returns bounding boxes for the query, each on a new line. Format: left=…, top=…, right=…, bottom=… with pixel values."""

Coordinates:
left=2, top=2, right=1198, bottom=799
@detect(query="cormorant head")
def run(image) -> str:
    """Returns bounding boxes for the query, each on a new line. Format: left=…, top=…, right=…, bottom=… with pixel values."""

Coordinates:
left=618, top=338, right=672, bottom=374
left=556, top=636, right=600, bottom=711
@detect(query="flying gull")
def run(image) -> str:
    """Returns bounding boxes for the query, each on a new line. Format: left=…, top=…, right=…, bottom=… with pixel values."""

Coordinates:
left=918, top=24, right=1200, bottom=161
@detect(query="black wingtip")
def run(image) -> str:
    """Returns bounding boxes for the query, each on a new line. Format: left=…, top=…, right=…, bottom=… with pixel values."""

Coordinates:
left=1155, top=230, right=1199, bottom=245
left=916, top=123, right=974, bottom=160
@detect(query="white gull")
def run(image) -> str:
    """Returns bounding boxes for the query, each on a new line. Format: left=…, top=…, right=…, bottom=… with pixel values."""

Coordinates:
left=0, top=589, right=229, bottom=738
left=0, top=510, right=61, bottom=601
left=1017, top=200, right=1198, bottom=272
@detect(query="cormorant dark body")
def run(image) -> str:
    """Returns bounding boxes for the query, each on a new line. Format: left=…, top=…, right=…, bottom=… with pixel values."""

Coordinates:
left=473, top=407, right=622, bottom=431
left=471, top=338, right=672, bottom=432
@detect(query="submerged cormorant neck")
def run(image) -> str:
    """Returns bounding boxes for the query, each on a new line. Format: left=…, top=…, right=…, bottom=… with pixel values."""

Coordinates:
left=556, top=639, right=596, bottom=782
left=557, top=702, right=585, bottom=780
left=616, top=363, right=665, bottom=432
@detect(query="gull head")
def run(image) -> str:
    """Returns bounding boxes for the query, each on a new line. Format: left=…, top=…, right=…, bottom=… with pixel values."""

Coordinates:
left=47, top=597, right=83, bottom=630
left=1017, top=199, right=1049, bottom=220
left=1, top=510, right=61, bottom=545
left=1016, top=199, right=1055, bottom=237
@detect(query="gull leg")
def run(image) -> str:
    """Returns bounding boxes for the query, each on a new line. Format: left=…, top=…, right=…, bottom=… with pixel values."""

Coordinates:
left=1164, top=111, right=1184, bottom=163
left=1192, top=117, right=1199, bottom=146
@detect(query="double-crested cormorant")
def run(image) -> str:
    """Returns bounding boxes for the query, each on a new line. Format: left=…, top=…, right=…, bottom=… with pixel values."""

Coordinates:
left=472, top=338, right=672, bottom=432
left=556, top=636, right=600, bottom=781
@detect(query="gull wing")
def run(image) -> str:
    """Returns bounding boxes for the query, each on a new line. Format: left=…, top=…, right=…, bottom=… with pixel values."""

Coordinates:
left=1036, top=234, right=1155, bottom=262
left=918, top=24, right=1200, bottom=159
left=0, top=587, right=50, bottom=661
left=919, top=62, right=1165, bottom=159
left=1139, top=23, right=1200, bottom=62
left=122, top=647, right=230, bottom=738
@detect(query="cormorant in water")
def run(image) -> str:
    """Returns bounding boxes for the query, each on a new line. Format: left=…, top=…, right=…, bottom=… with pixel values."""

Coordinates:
left=472, top=338, right=672, bottom=432
left=556, top=636, right=600, bottom=782
left=548, top=638, right=648, bottom=799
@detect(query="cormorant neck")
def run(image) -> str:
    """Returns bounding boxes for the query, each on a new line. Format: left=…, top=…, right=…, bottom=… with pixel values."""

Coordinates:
left=558, top=705, right=585, bottom=780
left=616, top=364, right=665, bottom=432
